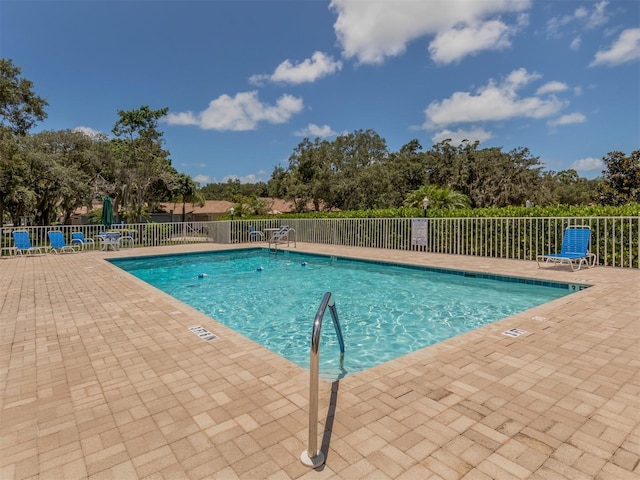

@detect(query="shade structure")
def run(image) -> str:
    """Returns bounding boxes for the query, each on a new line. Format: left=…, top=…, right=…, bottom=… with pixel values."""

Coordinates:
left=101, top=196, right=114, bottom=228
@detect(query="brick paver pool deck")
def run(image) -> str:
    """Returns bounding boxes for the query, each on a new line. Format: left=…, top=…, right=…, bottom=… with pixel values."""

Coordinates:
left=0, top=243, right=638, bottom=479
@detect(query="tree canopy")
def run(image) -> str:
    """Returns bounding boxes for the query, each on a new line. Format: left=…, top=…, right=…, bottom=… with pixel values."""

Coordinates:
left=110, top=105, right=174, bottom=223
left=597, top=150, right=640, bottom=205
left=0, top=58, right=48, bottom=135
left=268, top=133, right=599, bottom=212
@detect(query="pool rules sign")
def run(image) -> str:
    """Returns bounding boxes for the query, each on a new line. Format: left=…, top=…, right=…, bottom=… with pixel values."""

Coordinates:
left=412, top=218, right=427, bottom=246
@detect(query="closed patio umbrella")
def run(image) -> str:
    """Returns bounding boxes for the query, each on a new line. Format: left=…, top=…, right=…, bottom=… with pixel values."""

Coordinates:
left=101, top=196, right=114, bottom=228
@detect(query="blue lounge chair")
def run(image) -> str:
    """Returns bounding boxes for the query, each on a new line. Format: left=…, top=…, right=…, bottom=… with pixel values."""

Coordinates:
left=537, top=226, right=596, bottom=271
left=12, top=230, right=44, bottom=255
left=71, top=232, right=95, bottom=250
left=48, top=231, right=79, bottom=254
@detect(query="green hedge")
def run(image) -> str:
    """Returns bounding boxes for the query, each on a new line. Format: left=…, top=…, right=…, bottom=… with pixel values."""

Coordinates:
left=247, top=203, right=640, bottom=220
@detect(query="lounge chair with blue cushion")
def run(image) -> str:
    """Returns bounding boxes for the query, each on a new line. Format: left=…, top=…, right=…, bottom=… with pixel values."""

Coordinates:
left=12, top=230, right=44, bottom=255
left=119, top=229, right=135, bottom=248
left=537, top=225, right=596, bottom=271
left=71, top=232, right=95, bottom=250
left=48, top=231, right=79, bottom=254
left=268, top=225, right=296, bottom=248
left=248, top=225, right=264, bottom=242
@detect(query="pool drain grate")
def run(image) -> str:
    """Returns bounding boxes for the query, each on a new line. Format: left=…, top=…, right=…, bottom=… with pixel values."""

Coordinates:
left=502, top=328, right=527, bottom=338
left=189, top=325, right=218, bottom=342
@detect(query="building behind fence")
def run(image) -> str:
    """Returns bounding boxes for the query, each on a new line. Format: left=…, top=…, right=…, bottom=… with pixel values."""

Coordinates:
left=1, top=217, right=638, bottom=269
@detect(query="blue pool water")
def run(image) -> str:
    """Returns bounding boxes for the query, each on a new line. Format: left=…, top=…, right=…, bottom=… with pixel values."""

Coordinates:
left=111, top=249, right=577, bottom=378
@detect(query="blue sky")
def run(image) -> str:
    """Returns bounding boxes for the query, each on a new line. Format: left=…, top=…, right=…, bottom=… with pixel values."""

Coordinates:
left=2, top=0, right=639, bottom=185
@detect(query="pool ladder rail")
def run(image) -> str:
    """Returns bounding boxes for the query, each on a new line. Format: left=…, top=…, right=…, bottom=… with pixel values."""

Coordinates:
left=301, top=291, right=345, bottom=468
left=267, top=226, right=296, bottom=251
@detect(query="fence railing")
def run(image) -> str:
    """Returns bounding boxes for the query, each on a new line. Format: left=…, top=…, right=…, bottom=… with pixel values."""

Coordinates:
left=0, top=222, right=215, bottom=255
left=2, top=216, right=638, bottom=268
left=227, top=216, right=639, bottom=269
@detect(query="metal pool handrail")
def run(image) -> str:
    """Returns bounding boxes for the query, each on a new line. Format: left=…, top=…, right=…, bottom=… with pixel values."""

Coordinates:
left=300, top=292, right=345, bottom=467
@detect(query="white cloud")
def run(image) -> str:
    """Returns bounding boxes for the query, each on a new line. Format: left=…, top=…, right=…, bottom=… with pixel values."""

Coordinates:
left=293, top=123, right=338, bottom=138
left=570, top=157, right=604, bottom=171
left=429, top=20, right=515, bottom=64
left=586, top=1, right=609, bottom=29
left=547, top=1, right=609, bottom=36
left=432, top=127, right=492, bottom=145
left=570, top=36, right=581, bottom=51
left=74, top=126, right=104, bottom=138
left=423, top=68, right=566, bottom=129
left=193, top=174, right=211, bottom=185
left=164, top=91, right=304, bottom=131
left=164, top=112, right=198, bottom=126
left=329, top=0, right=531, bottom=65
left=536, top=81, right=569, bottom=95
left=590, top=28, right=640, bottom=66
left=250, top=52, right=342, bottom=85
left=547, top=112, right=587, bottom=127
left=222, top=173, right=266, bottom=184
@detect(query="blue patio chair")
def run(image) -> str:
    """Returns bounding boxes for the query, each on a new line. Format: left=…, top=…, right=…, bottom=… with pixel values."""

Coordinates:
left=248, top=225, right=264, bottom=242
left=12, top=230, right=44, bottom=255
left=71, top=232, right=95, bottom=250
left=120, top=229, right=135, bottom=248
left=48, top=231, right=79, bottom=254
left=537, top=225, right=596, bottom=271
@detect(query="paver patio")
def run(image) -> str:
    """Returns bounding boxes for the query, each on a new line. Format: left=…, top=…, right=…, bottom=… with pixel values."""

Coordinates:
left=0, top=243, right=638, bottom=479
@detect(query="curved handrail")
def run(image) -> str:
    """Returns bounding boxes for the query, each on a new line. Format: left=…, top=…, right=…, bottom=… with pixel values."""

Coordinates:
left=301, top=292, right=345, bottom=467
left=311, top=292, right=345, bottom=355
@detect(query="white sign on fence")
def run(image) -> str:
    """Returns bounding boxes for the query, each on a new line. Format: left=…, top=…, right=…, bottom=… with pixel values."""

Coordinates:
left=411, top=218, right=427, bottom=246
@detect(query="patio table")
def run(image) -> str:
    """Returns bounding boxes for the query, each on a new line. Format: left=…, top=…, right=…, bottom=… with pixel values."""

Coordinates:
left=96, top=233, right=121, bottom=251
left=264, top=228, right=280, bottom=240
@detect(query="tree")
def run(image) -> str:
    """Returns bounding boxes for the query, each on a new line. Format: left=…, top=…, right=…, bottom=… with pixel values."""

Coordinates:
left=542, top=169, right=599, bottom=206
left=111, top=105, right=173, bottom=222
left=0, top=130, right=36, bottom=225
left=200, top=179, right=268, bottom=200
left=25, top=129, right=103, bottom=225
left=0, top=58, right=48, bottom=135
left=267, top=165, right=290, bottom=200
left=384, top=139, right=428, bottom=207
left=597, top=150, right=640, bottom=205
left=230, top=195, right=271, bottom=217
left=425, top=141, right=546, bottom=208
left=404, top=184, right=470, bottom=210
left=282, top=137, right=333, bottom=211
left=0, top=58, right=48, bottom=224
left=170, top=173, right=205, bottom=222
left=329, top=129, right=390, bottom=210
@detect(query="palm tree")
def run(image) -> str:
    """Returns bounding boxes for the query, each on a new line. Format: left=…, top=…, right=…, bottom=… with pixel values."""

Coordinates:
left=171, top=173, right=205, bottom=222
left=404, top=184, right=470, bottom=210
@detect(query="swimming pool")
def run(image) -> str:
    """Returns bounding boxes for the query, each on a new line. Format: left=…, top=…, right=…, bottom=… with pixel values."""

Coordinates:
left=111, top=249, right=581, bottom=378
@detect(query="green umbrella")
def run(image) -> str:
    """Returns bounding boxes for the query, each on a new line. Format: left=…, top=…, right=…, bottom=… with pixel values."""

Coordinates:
left=101, top=196, right=114, bottom=228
